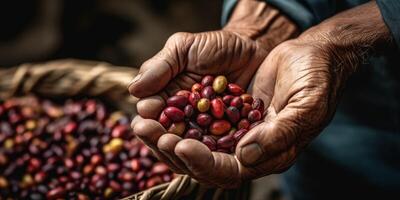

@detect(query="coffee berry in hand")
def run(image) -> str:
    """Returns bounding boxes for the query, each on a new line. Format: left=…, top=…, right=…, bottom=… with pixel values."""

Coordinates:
left=159, top=75, right=265, bottom=153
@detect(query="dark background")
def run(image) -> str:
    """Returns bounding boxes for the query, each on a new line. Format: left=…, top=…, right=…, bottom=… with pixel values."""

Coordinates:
left=0, top=0, right=222, bottom=67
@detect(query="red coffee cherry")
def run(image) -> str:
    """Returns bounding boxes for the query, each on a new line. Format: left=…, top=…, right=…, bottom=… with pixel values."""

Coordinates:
left=241, top=94, right=254, bottom=104
left=233, top=129, right=248, bottom=143
left=184, top=105, right=194, bottom=118
left=227, top=83, right=244, bottom=96
left=163, top=107, right=185, bottom=122
left=238, top=119, right=250, bottom=130
left=175, top=90, right=191, bottom=99
left=196, top=113, right=212, bottom=127
left=209, top=120, right=231, bottom=136
left=210, top=98, right=224, bottom=119
left=202, top=136, right=217, bottom=151
left=201, top=75, right=214, bottom=86
left=248, top=110, right=262, bottom=122
left=230, top=97, right=243, bottom=109
left=252, top=98, right=264, bottom=114
left=185, top=129, right=203, bottom=140
left=191, top=83, right=203, bottom=93
left=241, top=103, right=252, bottom=118
left=201, top=86, right=215, bottom=99
left=217, top=134, right=235, bottom=149
left=167, top=95, right=188, bottom=109
left=188, top=92, right=201, bottom=107
left=158, top=111, right=171, bottom=129
left=225, top=106, right=240, bottom=123
left=222, top=95, right=234, bottom=106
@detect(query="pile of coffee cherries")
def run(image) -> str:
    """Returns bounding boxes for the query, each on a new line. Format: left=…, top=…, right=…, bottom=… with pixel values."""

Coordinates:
left=159, top=75, right=264, bottom=153
left=0, top=96, right=173, bottom=199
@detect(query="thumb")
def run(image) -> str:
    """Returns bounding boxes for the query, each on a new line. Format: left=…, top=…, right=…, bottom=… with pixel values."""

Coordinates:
left=235, top=107, right=311, bottom=167
left=128, top=32, right=194, bottom=98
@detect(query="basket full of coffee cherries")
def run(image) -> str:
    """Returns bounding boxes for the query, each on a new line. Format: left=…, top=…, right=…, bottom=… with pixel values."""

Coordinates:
left=159, top=75, right=264, bottom=153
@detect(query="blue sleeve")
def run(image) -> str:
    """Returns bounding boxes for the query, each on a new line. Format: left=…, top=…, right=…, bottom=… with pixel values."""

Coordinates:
left=376, top=0, right=400, bottom=48
left=222, top=0, right=369, bottom=31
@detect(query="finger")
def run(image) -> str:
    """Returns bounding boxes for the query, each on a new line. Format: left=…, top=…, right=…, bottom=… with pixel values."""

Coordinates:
left=157, top=134, right=191, bottom=174
left=236, top=105, right=310, bottom=167
left=132, top=116, right=184, bottom=173
left=174, top=139, right=241, bottom=188
left=128, top=32, right=194, bottom=98
left=136, top=95, right=165, bottom=119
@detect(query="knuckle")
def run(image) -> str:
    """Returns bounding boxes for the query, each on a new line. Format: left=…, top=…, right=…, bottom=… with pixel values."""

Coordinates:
left=167, top=32, right=193, bottom=45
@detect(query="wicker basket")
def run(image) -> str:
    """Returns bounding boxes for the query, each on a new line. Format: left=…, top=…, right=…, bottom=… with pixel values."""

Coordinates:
left=0, top=59, right=250, bottom=200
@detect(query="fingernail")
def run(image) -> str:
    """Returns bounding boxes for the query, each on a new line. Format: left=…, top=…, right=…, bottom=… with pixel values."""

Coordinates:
left=240, top=143, right=262, bottom=166
left=129, top=73, right=142, bottom=86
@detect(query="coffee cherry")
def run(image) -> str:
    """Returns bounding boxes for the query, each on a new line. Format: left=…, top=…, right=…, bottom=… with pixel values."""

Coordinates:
left=225, top=106, right=240, bottom=123
left=248, top=110, right=262, bottom=122
left=227, top=83, right=244, bottom=96
left=185, top=129, right=202, bottom=140
left=201, top=75, right=214, bottom=86
left=232, top=129, right=248, bottom=143
left=209, top=120, right=231, bottom=135
left=241, top=103, right=252, bottom=118
left=212, top=76, right=228, bottom=93
left=238, top=119, right=250, bottom=130
left=163, top=107, right=185, bottom=122
left=252, top=98, right=264, bottom=114
left=202, top=136, right=217, bottom=151
left=168, top=122, right=186, bottom=136
left=188, top=92, right=201, bottom=107
left=217, top=134, right=235, bottom=149
left=201, top=86, right=215, bottom=99
left=230, top=97, right=243, bottom=109
left=222, top=95, right=234, bottom=106
left=158, top=111, right=171, bottom=129
left=151, top=163, right=170, bottom=175
left=167, top=95, right=188, bottom=109
left=175, top=90, right=191, bottom=99
left=184, top=105, right=194, bottom=118
left=197, top=98, right=210, bottom=112
left=191, top=83, right=203, bottom=93
left=108, top=138, right=124, bottom=153
left=241, top=94, right=253, bottom=104
left=196, top=113, right=212, bottom=127
left=210, top=98, right=224, bottom=119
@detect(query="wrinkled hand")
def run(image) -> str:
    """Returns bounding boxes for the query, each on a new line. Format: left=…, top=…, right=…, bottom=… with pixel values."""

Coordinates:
left=128, top=30, right=269, bottom=187
left=129, top=1, right=391, bottom=188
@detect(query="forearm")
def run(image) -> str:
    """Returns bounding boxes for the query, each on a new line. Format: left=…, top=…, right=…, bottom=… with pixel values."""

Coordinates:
left=223, top=0, right=300, bottom=49
left=299, top=1, right=394, bottom=74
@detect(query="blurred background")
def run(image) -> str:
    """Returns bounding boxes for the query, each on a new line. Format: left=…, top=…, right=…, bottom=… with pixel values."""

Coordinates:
left=0, top=0, right=283, bottom=199
left=0, top=0, right=222, bottom=67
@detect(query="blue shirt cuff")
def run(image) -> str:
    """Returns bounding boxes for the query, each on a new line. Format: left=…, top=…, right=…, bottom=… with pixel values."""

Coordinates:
left=376, top=0, right=400, bottom=48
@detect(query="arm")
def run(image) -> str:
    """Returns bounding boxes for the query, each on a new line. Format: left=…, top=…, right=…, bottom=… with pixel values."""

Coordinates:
left=236, top=1, right=394, bottom=173
left=223, top=0, right=299, bottom=49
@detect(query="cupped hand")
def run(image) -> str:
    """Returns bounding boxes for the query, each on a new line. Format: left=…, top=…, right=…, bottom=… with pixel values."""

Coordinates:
left=128, top=30, right=269, bottom=186
left=129, top=1, right=390, bottom=189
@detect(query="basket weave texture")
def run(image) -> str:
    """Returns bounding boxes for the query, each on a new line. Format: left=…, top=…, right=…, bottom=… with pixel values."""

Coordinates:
left=0, top=59, right=249, bottom=200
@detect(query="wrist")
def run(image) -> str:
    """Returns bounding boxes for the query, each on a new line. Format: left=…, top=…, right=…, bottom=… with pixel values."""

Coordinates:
left=223, top=0, right=299, bottom=49
left=299, top=2, right=393, bottom=72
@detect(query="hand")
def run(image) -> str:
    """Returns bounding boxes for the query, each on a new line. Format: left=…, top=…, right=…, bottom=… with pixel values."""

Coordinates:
left=128, top=1, right=298, bottom=187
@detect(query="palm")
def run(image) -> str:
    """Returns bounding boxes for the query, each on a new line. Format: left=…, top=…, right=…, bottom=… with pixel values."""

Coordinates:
left=129, top=31, right=267, bottom=99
